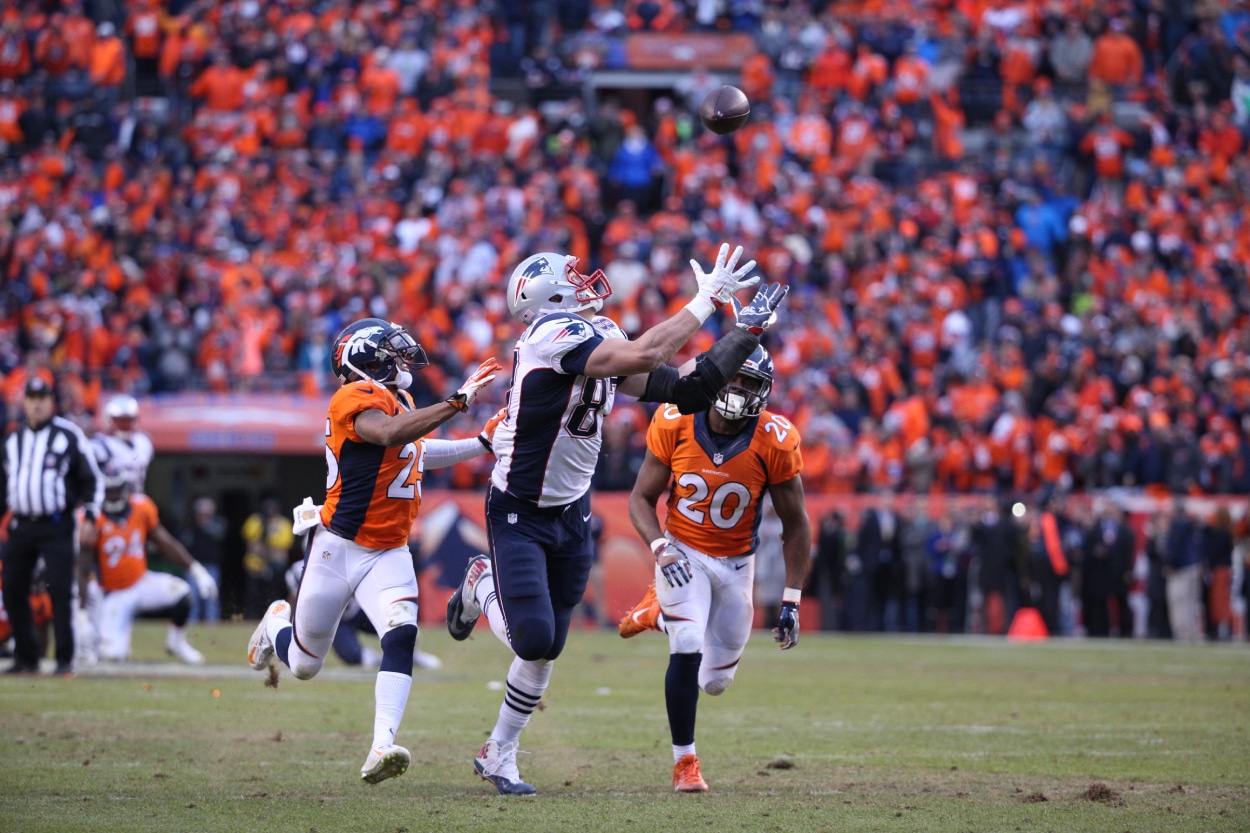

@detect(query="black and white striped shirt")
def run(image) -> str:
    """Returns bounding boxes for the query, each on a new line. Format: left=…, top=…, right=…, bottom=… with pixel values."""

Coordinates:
left=4, top=416, right=103, bottom=521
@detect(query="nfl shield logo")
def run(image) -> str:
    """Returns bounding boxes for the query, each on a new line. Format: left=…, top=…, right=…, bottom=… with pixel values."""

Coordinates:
left=713, top=453, right=724, bottom=466
left=508, top=513, right=518, bottom=524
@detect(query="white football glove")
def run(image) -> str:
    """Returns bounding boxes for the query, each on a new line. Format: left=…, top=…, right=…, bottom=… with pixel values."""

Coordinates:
left=690, top=242, right=759, bottom=305
left=447, top=358, right=502, bottom=413
left=188, top=561, right=218, bottom=602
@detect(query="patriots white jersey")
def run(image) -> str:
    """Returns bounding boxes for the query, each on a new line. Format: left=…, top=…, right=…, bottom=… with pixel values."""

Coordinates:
left=93, top=431, right=154, bottom=493
left=491, top=312, right=627, bottom=507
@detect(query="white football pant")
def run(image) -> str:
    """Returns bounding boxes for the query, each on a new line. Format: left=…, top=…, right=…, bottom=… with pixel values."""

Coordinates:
left=288, top=526, right=418, bottom=680
left=98, top=572, right=193, bottom=661
left=655, top=541, right=756, bottom=696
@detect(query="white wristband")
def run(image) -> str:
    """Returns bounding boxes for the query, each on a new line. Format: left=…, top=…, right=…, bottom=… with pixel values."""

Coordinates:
left=683, top=294, right=717, bottom=324
left=782, top=587, right=802, bottom=604
left=649, top=537, right=669, bottom=557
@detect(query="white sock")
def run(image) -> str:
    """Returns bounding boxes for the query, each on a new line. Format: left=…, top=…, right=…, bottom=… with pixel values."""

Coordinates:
left=491, top=657, right=553, bottom=744
left=167, top=624, right=185, bottom=645
left=673, top=743, right=696, bottom=763
left=475, top=570, right=512, bottom=647
left=372, top=670, right=413, bottom=749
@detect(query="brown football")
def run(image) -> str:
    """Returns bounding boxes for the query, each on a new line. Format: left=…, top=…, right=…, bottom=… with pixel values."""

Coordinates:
left=699, top=85, right=750, bottom=135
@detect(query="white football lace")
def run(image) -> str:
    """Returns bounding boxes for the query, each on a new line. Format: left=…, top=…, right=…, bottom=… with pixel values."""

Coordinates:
left=483, top=740, right=529, bottom=781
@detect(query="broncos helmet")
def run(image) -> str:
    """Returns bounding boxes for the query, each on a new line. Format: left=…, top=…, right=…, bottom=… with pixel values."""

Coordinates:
left=104, top=394, right=139, bottom=439
left=507, top=253, right=612, bottom=325
left=101, top=461, right=132, bottom=516
left=331, top=318, right=429, bottom=386
left=714, top=345, right=774, bottom=421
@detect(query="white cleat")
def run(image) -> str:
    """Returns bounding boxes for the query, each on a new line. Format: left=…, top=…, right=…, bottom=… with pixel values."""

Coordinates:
left=247, top=600, right=291, bottom=671
left=361, top=744, right=410, bottom=784
left=166, top=631, right=205, bottom=665
left=414, top=650, right=442, bottom=670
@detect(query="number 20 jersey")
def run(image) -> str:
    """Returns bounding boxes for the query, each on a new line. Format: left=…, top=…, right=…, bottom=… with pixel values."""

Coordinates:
left=491, top=312, right=626, bottom=508
left=320, top=381, right=425, bottom=550
left=647, top=405, right=803, bottom=557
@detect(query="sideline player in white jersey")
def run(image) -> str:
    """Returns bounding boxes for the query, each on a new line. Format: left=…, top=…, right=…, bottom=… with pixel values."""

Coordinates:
left=445, top=243, right=789, bottom=795
left=93, top=395, right=154, bottom=494
left=618, top=344, right=812, bottom=792
left=79, top=395, right=156, bottom=663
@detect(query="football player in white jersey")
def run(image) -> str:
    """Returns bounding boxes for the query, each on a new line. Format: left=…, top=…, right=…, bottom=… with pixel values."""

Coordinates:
left=445, top=244, right=790, bottom=795
left=93, top=395, right=154, bottom=494
left=80, top=394, right=156, bottom=664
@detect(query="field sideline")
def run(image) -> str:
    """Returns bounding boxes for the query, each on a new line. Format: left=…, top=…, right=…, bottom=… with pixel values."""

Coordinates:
left=1, top=621, right=1246, bottom=833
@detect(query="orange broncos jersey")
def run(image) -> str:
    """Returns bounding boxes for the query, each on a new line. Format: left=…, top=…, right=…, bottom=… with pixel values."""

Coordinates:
left=320, top=381, right=424, bottom=550
left=94, top=494, right=160, bottom=592
left=647, top=405, right=803, bottom=557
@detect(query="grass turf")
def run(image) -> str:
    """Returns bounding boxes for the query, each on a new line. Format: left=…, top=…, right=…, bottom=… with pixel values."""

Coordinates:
left=0, top=621, right=1246, bottom=833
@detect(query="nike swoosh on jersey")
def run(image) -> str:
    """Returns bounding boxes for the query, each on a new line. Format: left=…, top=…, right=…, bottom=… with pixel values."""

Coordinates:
left=734, top=562, right=748, bottom=570
left=582, top=512, right=592, bottom=522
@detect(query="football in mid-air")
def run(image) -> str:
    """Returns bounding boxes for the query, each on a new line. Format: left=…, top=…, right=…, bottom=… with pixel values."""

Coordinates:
left=699, top=85, right=750, bottom=135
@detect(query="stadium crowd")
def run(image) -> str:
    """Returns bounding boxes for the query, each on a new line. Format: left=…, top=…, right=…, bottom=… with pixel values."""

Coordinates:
left=0, top=0, right=1247, bottom=507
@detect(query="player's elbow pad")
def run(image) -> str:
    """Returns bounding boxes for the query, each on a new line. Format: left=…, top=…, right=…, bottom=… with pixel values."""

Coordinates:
left=640, top=328, right=760, bottom=414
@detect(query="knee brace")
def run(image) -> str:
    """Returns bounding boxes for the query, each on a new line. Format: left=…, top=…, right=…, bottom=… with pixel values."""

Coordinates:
left=383, top=599, right=418, bottom=631
left=700, top=675, right=734, bottom=696
left=666, top=619, right=704, bottom=656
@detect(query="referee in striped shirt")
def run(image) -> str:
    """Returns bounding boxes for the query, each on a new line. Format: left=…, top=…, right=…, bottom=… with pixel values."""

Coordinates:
left=2, top=373, right=102, bottom=675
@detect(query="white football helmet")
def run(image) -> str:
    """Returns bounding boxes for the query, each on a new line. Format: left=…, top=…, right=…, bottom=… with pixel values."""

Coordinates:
left=714, top=345, right=774, bottom=421
left=506, top=253, right=612, bottom=325
left=104, top=394, right=139, bottom=439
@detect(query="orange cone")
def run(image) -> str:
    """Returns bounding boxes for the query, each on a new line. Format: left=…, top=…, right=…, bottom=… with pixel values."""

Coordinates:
left=1007, top=607, right=1049, bottom=641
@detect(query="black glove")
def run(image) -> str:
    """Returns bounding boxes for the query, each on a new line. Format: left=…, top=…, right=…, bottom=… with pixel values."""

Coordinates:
left=773, top=601, right=799, bottom=649
left=654, top=539, right=693, bottom=589
left=733, top=283, right=789, bottom=335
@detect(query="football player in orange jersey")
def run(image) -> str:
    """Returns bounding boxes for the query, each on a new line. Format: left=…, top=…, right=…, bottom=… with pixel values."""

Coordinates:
left=76, top=464, right=218, bottom=665
left=621, top=344, right=812, bottom=792
left=246, top=318, right=501, bottom=786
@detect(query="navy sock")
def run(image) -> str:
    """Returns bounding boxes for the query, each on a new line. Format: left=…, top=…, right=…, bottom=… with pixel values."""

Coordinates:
left=275, top=627, right=292, bottom=667
left=380, top=624, right=417, bottom=676
left=665, top=652, right=702, bottom=747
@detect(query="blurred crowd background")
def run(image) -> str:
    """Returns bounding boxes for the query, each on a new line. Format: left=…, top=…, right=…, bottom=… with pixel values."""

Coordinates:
left=0, top=0, right=1247, bottom=638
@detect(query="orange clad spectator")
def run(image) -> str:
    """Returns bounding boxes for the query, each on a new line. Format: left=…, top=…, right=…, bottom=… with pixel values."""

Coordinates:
left=740, top=50, right=774, bottom=103
left=0, top=19, right=30, bottom=81
left=34, top=16, right=73, bottom=79
left=999, top=34, right=1038, bottom=114
left=191, top=52, right=246, bottom=113
left=847, top=43, right=888, bottom=102
left=62, top=2, right=96, bottom=70
left=835, top=106, right=877, bottom=174
left=931, top=88, right=965, bottom=160
left=892, top=45, right=929, bottom=106
left=786, top=99, right=833, bottom=170
left=1198, top=109, right=1243, bottom=182
left=0, top=83, right=24, bottom=146
left=1089, top=18, right=1143, bottom=88
left=1079, top=114, right=1133, bottom=179
left=90, top=22, right=127, bottom=89
left=806, top=44, right=851, bottom=102
left=125, top=0, right=163, bottom=62
left=361, top=49, right=402, bottom=116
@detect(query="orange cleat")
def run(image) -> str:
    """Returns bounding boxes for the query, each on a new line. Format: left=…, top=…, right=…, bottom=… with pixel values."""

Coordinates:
left=618, top=582, right=662, bottom=638
left=672, top=754, right=709, bottom=792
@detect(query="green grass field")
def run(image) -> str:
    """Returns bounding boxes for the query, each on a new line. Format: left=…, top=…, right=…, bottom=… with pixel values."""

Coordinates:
left=1, top=621, right=1246, bottom=833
